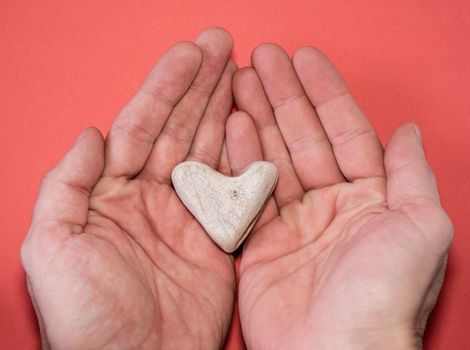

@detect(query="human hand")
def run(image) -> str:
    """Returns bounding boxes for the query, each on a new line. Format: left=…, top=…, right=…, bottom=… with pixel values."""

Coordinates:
left=227, top=44, right=453, bottom=349
left=21, top=28, right=236, bottom=350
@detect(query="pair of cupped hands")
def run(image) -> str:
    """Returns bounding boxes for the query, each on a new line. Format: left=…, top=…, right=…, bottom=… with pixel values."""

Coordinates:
left=21, top=28, right=453, bottom=349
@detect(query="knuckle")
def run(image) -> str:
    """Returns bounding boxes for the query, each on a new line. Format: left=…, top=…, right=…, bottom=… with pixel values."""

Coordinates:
left=112, top=119, right=156, bottom=145
left=187, top=148, right=219, bottom=168
left=161, top=120, right=194, bottom=143
left=287, top=134, right=329, bottom=154
left=277, top=193, right=302, bottom=207
left=265, top=156, right=292, bottom=170
left=272, top=93, right=304, bottom=110
left=330, top=127, right=374, bottom=147
left=139, top=86, right=177, bottom=108
left=188, top=81, right=213, bottom=99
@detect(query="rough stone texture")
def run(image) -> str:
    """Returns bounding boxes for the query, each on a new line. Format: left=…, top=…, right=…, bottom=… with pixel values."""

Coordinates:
left=171, top=161, right=278, bottom=253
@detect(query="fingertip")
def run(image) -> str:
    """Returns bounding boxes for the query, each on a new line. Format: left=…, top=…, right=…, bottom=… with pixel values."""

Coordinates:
left=292, top=46, right=349, bottom=109
left=233, top=67, right=257, bottom=98
left=77, top=127, right=104, bottom=156
left=395, top=122, right=418, bottom=135
left=386, top=123, right=423, bottom=155
left=226, top=111, right=263, bottom=175
left=196, top=27, right=234, bottom=54
left=83, top=127, right=105, bottom=169
left=411, top=123, right=422, bottom=143
left=168, top=41, right=203, bottom=64
left=401, top=122, right=421, bottom=139
left=385, top=125, right=410, bottom=165
left=292, top=46, right=327, bottom=66
left=207, top=27, right=234, bottom=48
left=251, top=43, right=288, bottom=67
left=252, top=42, right=285, bottom=57
left=59, top=127, right=105, bottom=187
left=141, top=41, right=202, bottom=101
left=233, top=67, right=255, bottom=85
left=292, top=47, right=333, bottom=80
left=82, top=127, right=104, bottom=145
left=291, top=45, right=340, bottom=81
left=226, top=111, right=254, bottom=139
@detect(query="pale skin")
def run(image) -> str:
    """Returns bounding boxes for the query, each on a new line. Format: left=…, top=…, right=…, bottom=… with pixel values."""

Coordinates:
left=226, top=44, right=453, bottom=349
left=21, top=28, right=237, bottom=349
left=21, top=28, right=452, bottom=350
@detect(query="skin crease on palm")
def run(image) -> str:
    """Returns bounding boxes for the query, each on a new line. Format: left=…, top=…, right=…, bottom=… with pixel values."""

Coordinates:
left=20, top=27, right=453, bottom=350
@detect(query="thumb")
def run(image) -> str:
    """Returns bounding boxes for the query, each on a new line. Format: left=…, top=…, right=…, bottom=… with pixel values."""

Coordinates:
left=22, top=128, right=104, bottom=266
left=384, top=123, right=452, bottom=245
left=385, top=123, right=439, bottom=208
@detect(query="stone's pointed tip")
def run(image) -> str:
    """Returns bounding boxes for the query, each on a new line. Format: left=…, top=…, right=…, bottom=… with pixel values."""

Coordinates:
left=219, top=244, right=236, bottom=254
left=172, top=160, right=277, bottom=253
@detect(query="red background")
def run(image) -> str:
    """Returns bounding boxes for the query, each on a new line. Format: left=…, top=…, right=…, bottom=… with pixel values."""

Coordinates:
left=1, top=1, right=469, bottom=349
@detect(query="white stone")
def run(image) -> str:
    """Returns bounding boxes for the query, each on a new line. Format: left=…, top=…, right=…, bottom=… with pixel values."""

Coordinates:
left=171, top=161, right=278, bottom=253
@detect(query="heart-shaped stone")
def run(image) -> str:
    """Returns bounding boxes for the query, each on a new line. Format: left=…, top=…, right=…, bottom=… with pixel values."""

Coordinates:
left=171, top=161, right=278, bottom=253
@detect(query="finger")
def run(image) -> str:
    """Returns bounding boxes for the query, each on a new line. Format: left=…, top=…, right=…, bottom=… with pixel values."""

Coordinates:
left=385, top=124, right=452, bottom=244
left=22, top=128, right=104, bottom=261
left=218, top=142, right=232, bottom=176
left=141, top=27, right=234, bottom=182
left=103, top=41, right=202, bottom=177
left=226, top=111, right=278, bottom=227
left=186, top=60, right=237, bottom=168
left=233, top=67, right=304, bottom=207
left=385, top=124, right=440, bottom=208
left=293, top=47, right=385, bottom=182
left=251, top=44, right=344, bottom=189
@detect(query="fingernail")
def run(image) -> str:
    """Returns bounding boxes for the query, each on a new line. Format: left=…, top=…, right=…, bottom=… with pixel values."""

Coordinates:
left=413, top=124, right=422, bottom=143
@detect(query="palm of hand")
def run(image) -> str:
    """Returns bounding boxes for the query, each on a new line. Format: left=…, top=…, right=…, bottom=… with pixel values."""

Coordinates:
left=239, top=179, right=446, bottom=348
left=32, top=177, right=235, bottom=349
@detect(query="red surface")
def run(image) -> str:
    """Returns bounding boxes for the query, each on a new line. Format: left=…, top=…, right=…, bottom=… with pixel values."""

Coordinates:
left=1, top=1, right=469, bottom=349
